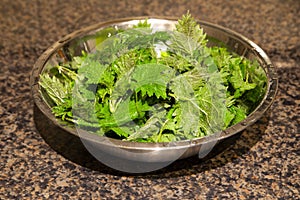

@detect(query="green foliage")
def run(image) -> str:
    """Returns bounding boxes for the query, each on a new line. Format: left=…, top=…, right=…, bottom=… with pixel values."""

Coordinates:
left=39, top=12, right=267, bottom=142
left=175, top=10, right=207, bottom=46
left=133, top=19, right=151, bottom=28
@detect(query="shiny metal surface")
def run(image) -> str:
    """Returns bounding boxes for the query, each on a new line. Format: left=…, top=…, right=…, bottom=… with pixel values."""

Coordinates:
left=30, top=17, right=278, bottom=164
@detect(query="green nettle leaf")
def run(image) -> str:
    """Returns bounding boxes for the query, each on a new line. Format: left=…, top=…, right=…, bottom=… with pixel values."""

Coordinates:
left=39, top=73, right=71, bottom=105
left=159, top=52, right=193, bottom=73
left=111, top=50, right=138, bottom=77
left=133, top=19, right=151, bottom=28
left=95, top=100, right=111, bottom=119
left=224, top=108, right=236, bottom=128
left=51, top=98, right=73, bottom=121
left=77, top=56, right=108, bottom=84
left=126, top=106, right=167, bottom=141
left=39, top=11, right=267, bottom=142
left=110, top=126, right=134, bottom=138
left=39, top=68, right=75, bottom=122
left=229, top=58, right=257, bottom=97
left=175, top=11, right=207, bottom=46
left=110, top=97, right=144, bottom=127
left=242, top=61, right=267, bottom=107
left=132, top=64, right=173, bottom=99
left=170, top=75, right=202, bottom=137
left=169, top=31, right=201, bottom=57
left=228, top=106, right=247, bottom=125
left=136, top=84, right=167, bottom=99
left=110, top=63, right=175, bottom=112
left=131, top=99, right=152, bottom=118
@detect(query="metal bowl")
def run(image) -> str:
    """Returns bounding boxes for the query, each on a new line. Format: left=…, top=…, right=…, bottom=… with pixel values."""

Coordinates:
left=30, top=17, right=278, bottom=173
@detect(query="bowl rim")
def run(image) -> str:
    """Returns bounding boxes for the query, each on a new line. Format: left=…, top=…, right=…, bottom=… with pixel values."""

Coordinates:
left=30, top=16, right=278, bottom=151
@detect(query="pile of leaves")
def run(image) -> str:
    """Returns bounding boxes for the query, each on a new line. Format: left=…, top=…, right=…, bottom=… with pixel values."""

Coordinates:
left=39, top=12, right=267, bottom=142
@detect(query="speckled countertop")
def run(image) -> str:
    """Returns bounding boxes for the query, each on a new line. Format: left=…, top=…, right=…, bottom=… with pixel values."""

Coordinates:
left=1, top=0, right=299, bottom=199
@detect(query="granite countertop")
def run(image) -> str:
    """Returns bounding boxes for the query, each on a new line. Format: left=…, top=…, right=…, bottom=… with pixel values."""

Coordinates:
left=1, top=0, right=299, bottom=199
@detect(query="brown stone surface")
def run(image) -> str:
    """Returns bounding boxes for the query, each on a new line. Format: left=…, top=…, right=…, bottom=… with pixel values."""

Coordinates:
left=1, top=0, right=299, bottom=199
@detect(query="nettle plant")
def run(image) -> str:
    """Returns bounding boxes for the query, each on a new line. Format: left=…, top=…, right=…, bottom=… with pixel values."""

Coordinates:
left=39, top=12, right=267, bottom=142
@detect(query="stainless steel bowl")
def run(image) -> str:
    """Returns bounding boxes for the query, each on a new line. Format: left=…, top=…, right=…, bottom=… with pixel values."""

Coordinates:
left=30, top=17, right=278, bottom=173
